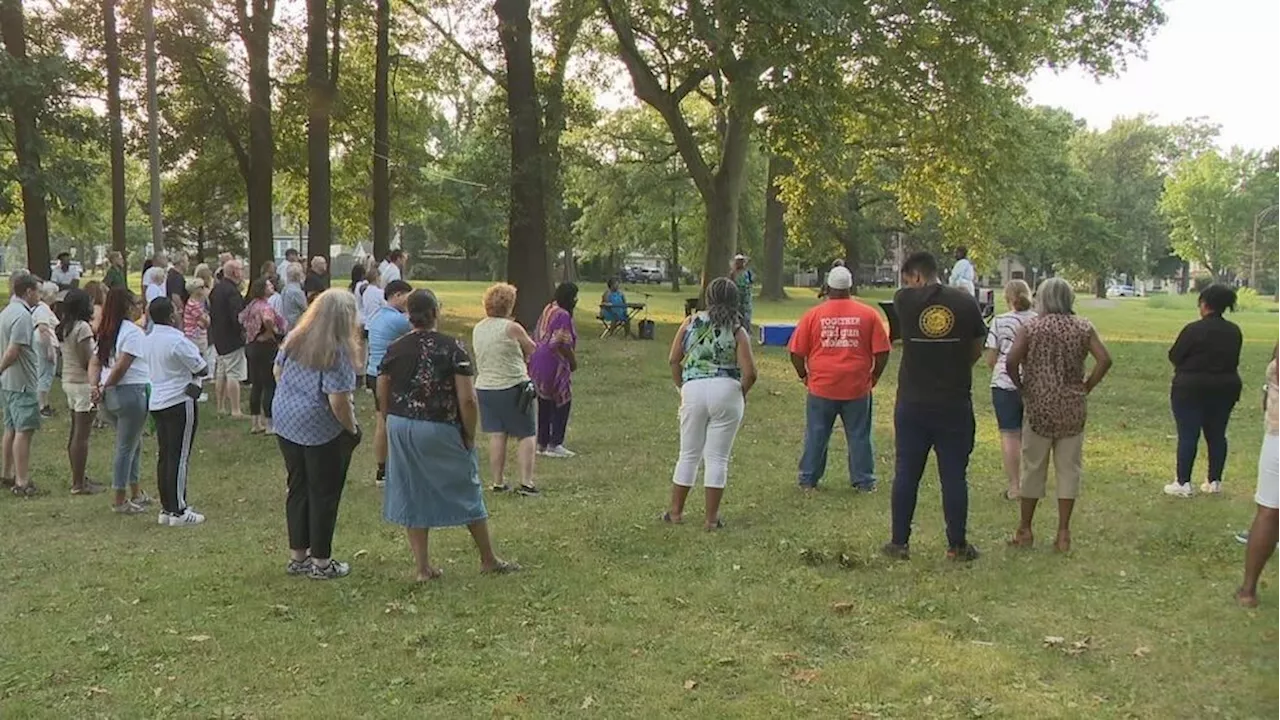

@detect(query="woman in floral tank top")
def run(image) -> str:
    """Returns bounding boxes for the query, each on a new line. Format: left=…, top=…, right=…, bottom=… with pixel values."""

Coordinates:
left=1005, top=278, right=1113, bottom=553
left=664, top=277, right=757, bottom=530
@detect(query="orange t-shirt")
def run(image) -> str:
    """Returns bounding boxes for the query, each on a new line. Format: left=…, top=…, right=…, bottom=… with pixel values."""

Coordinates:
left=788, top=298, right=891, bottom=401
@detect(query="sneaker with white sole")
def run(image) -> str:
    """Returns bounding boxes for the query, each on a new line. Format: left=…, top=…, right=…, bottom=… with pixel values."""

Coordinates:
left=165, top=509, right=206, bottom=527
left=1163, top=482, right=1193, bottom=498
left=112, top=500, right=146, bottom=515
left=545, top=445, right=576, bottom=458
left=1200, top=481, right=1222, bottom=494
left=308, top=560, right=350, bottom=580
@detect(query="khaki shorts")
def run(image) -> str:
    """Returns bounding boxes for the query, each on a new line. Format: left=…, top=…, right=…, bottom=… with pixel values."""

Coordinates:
left=64, top=381, right=94, bottom=413
left=216, top=347, right=248, bottom=383
left=1020, top=427, right=1083, bottom=499
left=1, top=389, right=41, bottom=432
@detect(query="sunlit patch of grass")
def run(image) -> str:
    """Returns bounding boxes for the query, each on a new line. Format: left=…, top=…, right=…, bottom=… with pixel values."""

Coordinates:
left=0, top=282, right=1275, bottom=717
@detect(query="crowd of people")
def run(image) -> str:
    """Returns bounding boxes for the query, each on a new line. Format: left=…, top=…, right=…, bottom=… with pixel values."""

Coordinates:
left=0, top=248, right=1274, bottom=605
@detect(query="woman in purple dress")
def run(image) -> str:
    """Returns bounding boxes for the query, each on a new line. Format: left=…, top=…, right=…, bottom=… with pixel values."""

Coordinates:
left=529, top=283, right=579, bottom=458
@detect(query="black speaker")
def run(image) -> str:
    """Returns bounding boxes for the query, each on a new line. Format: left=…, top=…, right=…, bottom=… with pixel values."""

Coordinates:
left=638, top=319, right=656, bottom=340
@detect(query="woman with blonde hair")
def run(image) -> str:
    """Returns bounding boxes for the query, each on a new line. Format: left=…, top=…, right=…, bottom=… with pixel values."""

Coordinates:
left=473, top=283, right=539, bottom=494
left=33, top=282, right=60, bottom=417
left=983, top=279, right=1036, bottom=500
left=271, top=289, right=362, bottom=579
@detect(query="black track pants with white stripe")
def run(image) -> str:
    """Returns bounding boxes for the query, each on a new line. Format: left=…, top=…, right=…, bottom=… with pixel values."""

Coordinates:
left=153, top=399, right=199, bottom=515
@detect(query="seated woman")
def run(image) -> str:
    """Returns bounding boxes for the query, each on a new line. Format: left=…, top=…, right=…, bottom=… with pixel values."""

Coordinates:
left=600, top=278, right=632, bottom=338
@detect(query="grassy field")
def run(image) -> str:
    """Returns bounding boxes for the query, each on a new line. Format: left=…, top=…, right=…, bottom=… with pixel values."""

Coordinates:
left=1, top=281, right=1277, bottom=718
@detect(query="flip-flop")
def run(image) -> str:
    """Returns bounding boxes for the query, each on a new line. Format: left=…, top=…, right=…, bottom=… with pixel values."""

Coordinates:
left=11, top=483, right=40, bottom=497
left=661, top=512, right=682, bottom=524
left=705, top=518, right=725, bottom=531
left=416, top=568, right=444, bottom=582
left=481, top=560, right=521, bottom=575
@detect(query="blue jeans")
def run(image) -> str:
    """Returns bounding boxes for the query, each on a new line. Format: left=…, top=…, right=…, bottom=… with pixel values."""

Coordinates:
left=103, top=384, right=148, bottom=490
left=891, top=401, right=975, bottom=549
left=798, top=393, right=875, bottom=488
left=1171, top=390, right=1237, bottom=485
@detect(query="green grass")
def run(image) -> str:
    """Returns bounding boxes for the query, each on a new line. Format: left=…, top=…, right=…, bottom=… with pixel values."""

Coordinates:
left=1, top=283, right=1277, bottom=718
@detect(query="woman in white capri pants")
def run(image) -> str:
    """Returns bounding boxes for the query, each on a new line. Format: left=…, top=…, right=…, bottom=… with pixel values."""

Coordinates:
left=664, top=277, right=757, bottom=530
left=1237, top=344, right=1279, bottom=608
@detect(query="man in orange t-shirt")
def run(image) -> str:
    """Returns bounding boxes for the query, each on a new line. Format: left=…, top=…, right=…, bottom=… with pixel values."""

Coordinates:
left=788, top=266, right=891, bottom=491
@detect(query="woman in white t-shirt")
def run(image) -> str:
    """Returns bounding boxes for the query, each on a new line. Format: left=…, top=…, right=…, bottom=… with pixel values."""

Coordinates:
left=983, top=279, right=1036, bottom=500
left=89, top=287, right=153, bottom=514
left=32, top=282, right=60, bottom=417
left=359, top=265, right=386, bottom=333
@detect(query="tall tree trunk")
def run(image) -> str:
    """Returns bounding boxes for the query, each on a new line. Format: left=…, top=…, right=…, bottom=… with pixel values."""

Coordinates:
left=196, top=224, right=206, bottom=262
left=669, top=192, right=680, bottom=293
left=104, top=0, right=127, bottom=257
left=1, top=0, right=51, bottom=278
left=761, top=153, right=790, bottom=300
left=371, top=0, right=391, bottom=262
left=306, top=0, right=332, bottom=262
left=245, top=4, right=275, bottom=276
left=144, top=0, right=162, bottom=255
left=700, top=100, right=753, bottom=287
left=496, top=0, right=551, bottom=329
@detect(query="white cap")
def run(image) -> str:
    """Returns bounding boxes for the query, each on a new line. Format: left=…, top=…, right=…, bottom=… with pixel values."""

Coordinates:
left=734, top=254, right=747, bottom=261
left=827, top=266, right=853, bottom=290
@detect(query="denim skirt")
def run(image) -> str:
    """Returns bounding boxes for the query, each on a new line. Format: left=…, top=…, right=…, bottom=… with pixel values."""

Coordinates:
left=383, top=415, right=487, bottom=529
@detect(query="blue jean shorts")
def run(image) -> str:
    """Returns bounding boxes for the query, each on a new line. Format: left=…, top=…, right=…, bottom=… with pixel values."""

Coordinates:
left=991, top=387, right=1024, bottom=432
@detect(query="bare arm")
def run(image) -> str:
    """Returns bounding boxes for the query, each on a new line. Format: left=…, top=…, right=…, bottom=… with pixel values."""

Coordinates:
left=668, top=318, right=691, bottom=387
left=376, top=373, right=391, bottom=419
left=1005, top=328, right=1029, bottom=392
left=557, top=344, right=577, bottom=371
left=735, top=328, right=757, bottom=396
left=983, top=348, right=998, bottom=369
left=455, top=373, right=479, bottom=449
left=1084, top=329, right=1113, bottom=394
left=872, top=351, right=890, bottom=386
left=327, top=391, right=358, bottom=435
left=789, top=352, right=808, bottom=382
left=507, top=321, right=536, bottom=360
left=101, top=353, right=136, bottom=389
left=0, top=344, right=19, bottom=374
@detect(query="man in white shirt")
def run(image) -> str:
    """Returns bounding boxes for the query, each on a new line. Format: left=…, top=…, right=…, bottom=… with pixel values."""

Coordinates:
left=144, top=298, right=208, bottom=527
left=379, top=249, right=405, bottom=286
left=949, top=246, right=976, bottom=298
left=51, top=253, right=81, bottom=290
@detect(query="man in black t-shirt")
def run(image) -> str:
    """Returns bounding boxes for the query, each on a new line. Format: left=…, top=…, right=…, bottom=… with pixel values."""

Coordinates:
left=165, top=251, right=190, bottom=313
left=208, top=260, right=248, bottom=417
left=304, top=256, right=330, bottom=301
left=884, top=251, right=986, bottom=563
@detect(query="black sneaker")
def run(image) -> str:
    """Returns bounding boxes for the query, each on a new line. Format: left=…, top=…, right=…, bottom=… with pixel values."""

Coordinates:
left=308, top=560, right=350, bottom=580
left=39, top=406, right=55, bottom=418
left=881, top=542, right=910, bottom=560
left=491, top=483, right=512, bottom=493
left=946, top=544, right=981, bottom=562
left=517, top=484, right=540, bottom=497
left=286, top=558, right=312, bottom=576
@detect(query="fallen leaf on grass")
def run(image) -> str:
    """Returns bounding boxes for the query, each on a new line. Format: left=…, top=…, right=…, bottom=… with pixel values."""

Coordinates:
left=1066, top=637, right=1094, bottom=656
left=831, top=602, right=855, bottom=614
left=353, top=549, right=369, bottom=559
left=1042, top=636, right=1065, bottom=648
left=774, top=652, right=803, bottom=664
left=788, top=668, right=821, bottom=685
left=1132, top=646, right=1151, bottom=659
left=85, top=686, right=109, bottom=698
left=580, top=695, right=595, bottom=710
left=683, top=679, right=698, bottom=691
left=716, top=657, right=736, bottom=665
left=186, top=635, right=211, bottom=643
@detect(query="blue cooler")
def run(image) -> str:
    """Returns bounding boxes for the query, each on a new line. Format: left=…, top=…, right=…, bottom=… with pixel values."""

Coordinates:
left=759, top=323, right=796, bottom=347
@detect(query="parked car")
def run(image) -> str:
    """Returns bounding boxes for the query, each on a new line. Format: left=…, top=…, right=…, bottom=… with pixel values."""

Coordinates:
left=637, top=267, right=664, bottom=284
left=1106, top=284, right=1138, bottom=298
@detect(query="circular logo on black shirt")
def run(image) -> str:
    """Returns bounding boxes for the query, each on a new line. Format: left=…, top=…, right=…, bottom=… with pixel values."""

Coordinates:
left=919, top=305, right=955, bottom=338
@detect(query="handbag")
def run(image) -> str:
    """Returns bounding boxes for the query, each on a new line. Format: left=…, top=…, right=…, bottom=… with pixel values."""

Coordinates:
left=517, top=380, right=537, bottom=413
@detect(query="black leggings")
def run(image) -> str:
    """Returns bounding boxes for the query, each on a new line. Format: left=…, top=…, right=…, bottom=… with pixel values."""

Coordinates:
left=246, top=339, right=278, bottom=417
left=278, top=433, right=357, bottom=560
left=153, top=399, right=198, bottom=515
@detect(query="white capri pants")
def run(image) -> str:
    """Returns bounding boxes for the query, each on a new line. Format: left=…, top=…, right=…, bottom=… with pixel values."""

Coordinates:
left=672, top=377, right=745, bottom=490
left=1257, top=433, right=1278, bottom=510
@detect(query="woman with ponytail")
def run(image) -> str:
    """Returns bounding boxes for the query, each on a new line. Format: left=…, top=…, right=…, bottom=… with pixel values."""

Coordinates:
left=663, top=277, right=757, bottom=530
left=378, top=289, right=518, bottom=580
left=89, top=288, right=153, bottom=514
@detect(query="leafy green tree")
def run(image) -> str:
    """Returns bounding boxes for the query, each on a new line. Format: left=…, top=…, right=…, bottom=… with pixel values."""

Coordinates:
left=1161, top=149, right=1259, bottom=281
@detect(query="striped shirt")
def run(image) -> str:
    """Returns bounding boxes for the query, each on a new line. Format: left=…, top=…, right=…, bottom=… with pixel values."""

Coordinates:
left=985, top=310, right=1036, bottom=390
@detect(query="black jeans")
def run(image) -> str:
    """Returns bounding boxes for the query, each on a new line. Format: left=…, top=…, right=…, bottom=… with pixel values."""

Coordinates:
left=278, top=432, right=357, bottom=560
left=891, top=400, right=975, bottom=549
left=537, top=399, right=571, bottom=448
left=1171, top=390, right=1238, bottom=485
left=152, top=399, right=198, bottom=515
left=246, top=339, right=278, bottom=417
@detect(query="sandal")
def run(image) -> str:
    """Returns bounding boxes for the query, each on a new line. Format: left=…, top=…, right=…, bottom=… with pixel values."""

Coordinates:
left=11, top=483, right=39, bottom=497
left=416, top=568, right=444, bottom=582
left=661, top=511, right=682, bottom=524
left=491, top=484, right=512, bottom=493
left=1008, top=529, right=1034, bottom=548
left=70, top=482, right=106, bottom=495
left=705, top=518, right=725, bottom=531
left=481, top=560, right=521, bottom=575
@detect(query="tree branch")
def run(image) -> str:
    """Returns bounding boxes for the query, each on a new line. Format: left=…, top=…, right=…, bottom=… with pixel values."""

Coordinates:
left=182, top=50, right=251, bottom=181
left=599, top=0, right=713, bottom=199
left=329, top=0, right=342, bottom=87
left=404, top=0, right=504, bottom=89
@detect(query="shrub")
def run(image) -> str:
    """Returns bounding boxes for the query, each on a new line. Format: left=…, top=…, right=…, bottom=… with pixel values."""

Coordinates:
left=1235, top=286, right=1262, bottom=311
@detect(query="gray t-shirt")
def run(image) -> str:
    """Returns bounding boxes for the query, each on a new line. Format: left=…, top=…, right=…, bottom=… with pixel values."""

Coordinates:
left=0, top=298, right=37, bottom=392
left=282, top=283, right=308, bottom=329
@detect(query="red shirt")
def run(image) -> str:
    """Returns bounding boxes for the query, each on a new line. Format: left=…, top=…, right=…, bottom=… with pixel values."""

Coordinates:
left=788, top=298, right=891, bottom=401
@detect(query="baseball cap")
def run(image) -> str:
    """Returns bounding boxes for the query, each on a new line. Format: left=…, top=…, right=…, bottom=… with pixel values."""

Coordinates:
left=827, top=266, right=853, bottom=290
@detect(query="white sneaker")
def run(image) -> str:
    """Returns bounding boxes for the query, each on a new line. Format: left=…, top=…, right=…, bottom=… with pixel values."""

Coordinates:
left=545, top=445, right=576, bottom=458
left=1200, top=481, right=1222, bottom=494
left=167, top=509, right=206, bottom=527
left=1163, top=482, right=1193, bottom=498
left=158, top=511, right=170, bottom=526
left=197, top=393, right=209, bottom=403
